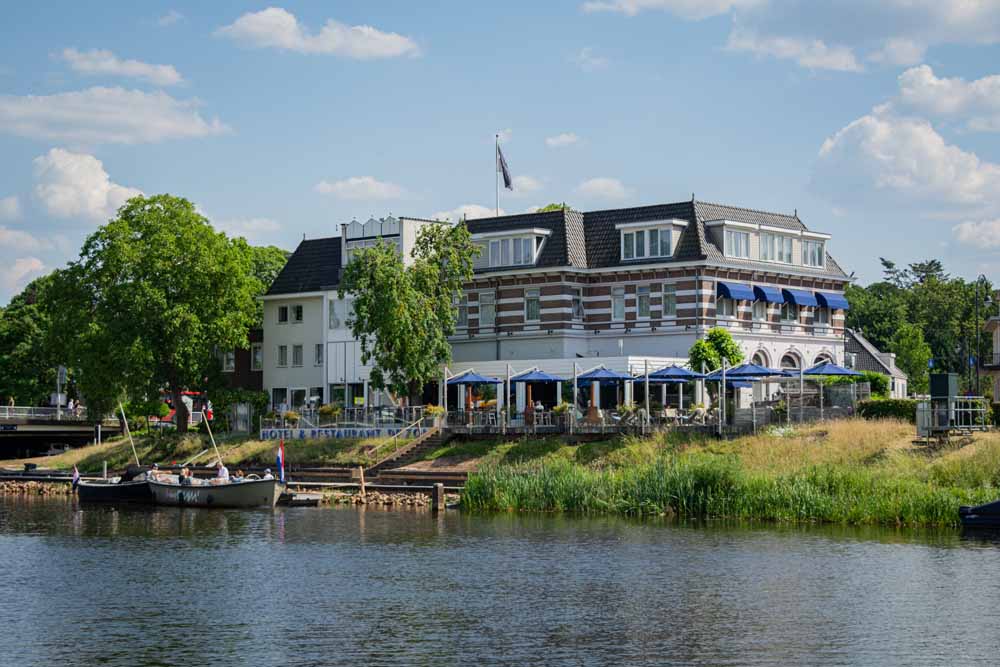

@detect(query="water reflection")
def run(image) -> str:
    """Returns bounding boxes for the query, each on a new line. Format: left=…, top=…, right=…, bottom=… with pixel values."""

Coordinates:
left=2, top=497, right=1000, bottom=666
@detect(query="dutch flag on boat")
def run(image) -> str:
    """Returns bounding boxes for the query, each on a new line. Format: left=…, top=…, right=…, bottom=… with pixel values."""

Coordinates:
left=276, top=440, right=285, bottom=483
left=71, top=465, right=80, bottom=490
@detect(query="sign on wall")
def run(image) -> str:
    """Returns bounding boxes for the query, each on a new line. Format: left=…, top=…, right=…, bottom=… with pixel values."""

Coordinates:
left=260, top=427, right=429, bottom=441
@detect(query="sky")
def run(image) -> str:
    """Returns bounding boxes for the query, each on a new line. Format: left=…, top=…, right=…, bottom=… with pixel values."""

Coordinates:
left=2, top=0, right=1000, bottom=302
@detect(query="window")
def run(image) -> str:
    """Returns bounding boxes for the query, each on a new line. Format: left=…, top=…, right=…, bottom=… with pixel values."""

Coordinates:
left=816, top=307, right=830, bottom=326
left=251, top=344, right=262, bottom=371
left=501, top=239, right=511, bottom=265
left=525, top=289, right=540, bottom=322
left=271, top=387, right=287, bottom=409
left=662, top=284, right=677, bottom=317
left=780, top=354, right=800, bottom=370
left=753, top=300, right=767, bottom=322
left=637, top=285, right=651, bottom=318
left=292, top=344, right=303, bottom=367
left=717, top=297, right=736, bottom=318
left=612, top=287, right=625, bottom=321
left=621, top=227, right=672, bottom=260
left=314, top=343, right=323, bottom=365
left=222, top=350, right=235, bottom=372
left=572, top=288, right=585, bottom=320
left=489, top=240, right=500, bottom=266
left=328, top=300, right=340, bottom=329
left=761, top=233, right=793, bottom=263
left=781, top=303, right=798, bottom=322
left=803, top=240, right=824, bottom=267
left=479, top=292, right=496, bottom=328
left=293, top=305, right=303, bottom=322
left=488, top=237, right=536, bottom=267
left=456, top=295, right=468, bottom=328
left=725, top=230, right=750, bottom=258
left=277, top=345, right=288, bottom=367
left=277, top=306, right=288, bottom=323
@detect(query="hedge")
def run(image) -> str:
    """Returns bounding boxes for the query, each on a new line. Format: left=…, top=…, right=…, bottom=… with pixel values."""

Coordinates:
left=857, top=398, right=917, bottom=423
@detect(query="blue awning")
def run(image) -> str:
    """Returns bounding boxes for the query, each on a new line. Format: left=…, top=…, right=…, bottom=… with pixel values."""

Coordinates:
left=781, top=288, right=818, bottom=307
left=447, top=371, right=502, bottom=385
left=815, top=291, right=850, bottom=310
left=717, top=281, right=755, bottom=301
left=753, top=285, right=784, bottom=303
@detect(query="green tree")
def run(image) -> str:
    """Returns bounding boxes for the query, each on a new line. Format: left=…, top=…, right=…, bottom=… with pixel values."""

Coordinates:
left=0, top=273, right=60, bottom=405
left=537, top=202, right=571, bottom=212
left=340, top=222, right=478, bottom=403
left=845, top=282, right=907, bottom=352
left=688, top=327, right=743, bottom=373
left=48, top=194, right=259, bottom=430
left=890, top=322, right=931, bottom=394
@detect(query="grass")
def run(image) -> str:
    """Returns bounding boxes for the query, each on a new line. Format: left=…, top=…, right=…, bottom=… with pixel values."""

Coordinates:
left=460, top=419, right=1000, bottom=526
left=1, top=432, right=411, bottom=472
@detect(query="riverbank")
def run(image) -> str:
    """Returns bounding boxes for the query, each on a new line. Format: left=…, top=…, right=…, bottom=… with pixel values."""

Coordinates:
left=459, top=419, right=1000, bottom=526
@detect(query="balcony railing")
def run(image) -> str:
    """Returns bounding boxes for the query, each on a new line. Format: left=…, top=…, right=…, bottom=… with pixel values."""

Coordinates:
left=982, top=353, right=1000, bottom=369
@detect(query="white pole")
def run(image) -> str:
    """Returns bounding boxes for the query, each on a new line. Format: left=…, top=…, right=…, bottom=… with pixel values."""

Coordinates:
left=720, top=360, right=726, bottom=436
left=495, top=134, right=500, bottom=216
left=680, top=382, right=684, bottom=413
left=506, top=364, right=511, bottom=428
left=644, top=360, right=650, bottom=431
left=119, top=401, right=140, bottom=467
left=799, top=367, right=804, bottom=423
left=204, top=411, right=223, bottom=466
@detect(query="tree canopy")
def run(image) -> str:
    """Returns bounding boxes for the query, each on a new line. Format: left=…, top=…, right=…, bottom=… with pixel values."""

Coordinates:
left=0, top=273, right=60, bottom=405
left=688, top=327, right=744, bottom=373
left=537, top=202, right=571, bottom=212
left=47, top=194, right=260, bottom=428
left=340, top=222, right=478, bottom=403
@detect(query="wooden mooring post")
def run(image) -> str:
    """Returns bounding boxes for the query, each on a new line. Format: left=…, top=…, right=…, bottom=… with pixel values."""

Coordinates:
left=432, top=483, right=445, bottom=512
left=102, top=461, right=107, bottom=480
left=356, top=466, right=366, bottom=501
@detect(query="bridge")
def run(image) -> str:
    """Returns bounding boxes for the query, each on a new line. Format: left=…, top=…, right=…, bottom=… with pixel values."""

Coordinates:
left=0, top=406, right=122, bottom=458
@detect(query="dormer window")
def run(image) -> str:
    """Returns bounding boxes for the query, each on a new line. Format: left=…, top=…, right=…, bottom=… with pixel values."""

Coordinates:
left=475, top=228, right=550, bottom=269
left=802, top=239, right=825, bottom=267
left=617, top=221, right=682, bottom=261
left=760, top=232, right=793, bottom=263
left=725, top=230, right=750, bottom=258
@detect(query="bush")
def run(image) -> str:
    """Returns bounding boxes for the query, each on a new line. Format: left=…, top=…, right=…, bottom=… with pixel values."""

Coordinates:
left=283, top=410, right=300, bottom=424
left=318, top=403, right=342, bottom=421
left=857, top=398, right=916, bottom=423
left=822, top=370, right=889, bottom=398
left=424, top=404, right=445, bottom=418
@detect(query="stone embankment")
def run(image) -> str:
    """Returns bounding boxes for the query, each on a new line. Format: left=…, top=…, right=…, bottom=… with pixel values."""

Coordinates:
left=323, top=490, right=460, bottom=508
left=1, top=480, right=73, bottom=496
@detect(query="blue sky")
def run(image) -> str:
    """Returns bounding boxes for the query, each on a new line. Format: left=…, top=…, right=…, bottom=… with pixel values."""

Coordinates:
left=2, top=1, right=1000, bottom=302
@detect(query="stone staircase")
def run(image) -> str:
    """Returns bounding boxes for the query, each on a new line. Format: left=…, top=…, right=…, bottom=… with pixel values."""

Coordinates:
left=366, top=426, right=453, bottom=478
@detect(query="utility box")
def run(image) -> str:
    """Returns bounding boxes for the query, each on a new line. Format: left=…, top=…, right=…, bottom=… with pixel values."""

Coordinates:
left=929, top=373, right=958, bottom=399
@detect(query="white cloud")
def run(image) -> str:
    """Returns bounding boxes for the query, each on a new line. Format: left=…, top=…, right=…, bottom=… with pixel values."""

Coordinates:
left=511, top=175, right=543, bottom=194
left=895, top=65, right=1000, bottom=132
left=158, top=10, right=183, bottom=27
left=0, top=87, right=229, bottom=145
left=576, top=177, right=628, bottom=200
left=33, top=148, right=142, bottom=221
left=953, top=220, right=1000, bottom=248
left=0, top=226, right=50, bottom=252
left=581, top=0, right=756, bottom=19
left=0, top=257, right=45, bottom=293
left=61, top=48, right=183, bottom=86
left=314, top=176, right=404, bottom=200
left=217, top=217, right=282, bottom=243
left=814, top=106, right=1000, bottom=209
left=216, top=7, right=420, bottom=59
left=573, top=47, right=608, bottom=72
left=0, top=196, right=19, bottom=220
left=583, top=1, right=1000, bottom=73
left=726, top=29, right=862, bottom=72
left=431, top=204, right=502, bottom=222
left=545, top=132, right=579, bottom=147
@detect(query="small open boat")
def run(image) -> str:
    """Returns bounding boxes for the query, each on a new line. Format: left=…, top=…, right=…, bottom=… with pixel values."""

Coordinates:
left=959, top=500, right=1000, bottom=527
left=77, top=477, right=153, bottom=503
left=148, top=477, right=284, bottom=509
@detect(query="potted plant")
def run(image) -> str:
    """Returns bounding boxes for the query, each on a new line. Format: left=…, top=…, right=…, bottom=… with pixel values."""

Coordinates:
left=283, top=410, right=300, bottom=427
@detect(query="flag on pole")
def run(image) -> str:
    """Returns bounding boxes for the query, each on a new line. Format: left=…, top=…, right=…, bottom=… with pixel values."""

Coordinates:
left=497, top=143, right=513, bottom=190
left=72, top=465, right=80, bottom=490
left=276, top=440, right=286, bottom=483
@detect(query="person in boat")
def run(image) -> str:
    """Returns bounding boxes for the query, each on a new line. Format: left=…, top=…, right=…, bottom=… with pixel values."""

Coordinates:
left=216, top=461, right=230, bottom=482
left=180, top=467, right=193, bottom=486
left=262, top=468, right=274, bottom=480
left=146, top=463, right=159, bottom=482
left=231, top=469, right=245, bottom=482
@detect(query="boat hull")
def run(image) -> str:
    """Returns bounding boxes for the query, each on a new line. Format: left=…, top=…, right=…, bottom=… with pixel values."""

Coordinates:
left=77, top=479, right=152, bottom=503
left=960, top=500, right=1000, bottom=527
left=148, top=478, right=283, bottom=508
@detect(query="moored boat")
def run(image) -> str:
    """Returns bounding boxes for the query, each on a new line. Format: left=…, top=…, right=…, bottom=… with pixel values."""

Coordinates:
left=148, top=477, right=284, bottom=509
left=959, top=500, right=1000, bottom=527
left=76, top=478, right=153, bottom=503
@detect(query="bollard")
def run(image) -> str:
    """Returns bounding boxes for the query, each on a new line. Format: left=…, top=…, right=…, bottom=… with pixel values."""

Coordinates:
left=432, top=482, right=445, bottom=512
left=102, top=460, right=107, bottom=479
left=357, top=466, right=366, bottom=500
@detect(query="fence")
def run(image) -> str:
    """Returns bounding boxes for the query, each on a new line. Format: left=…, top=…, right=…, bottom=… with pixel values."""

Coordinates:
left=263, top=406, right=428, bottom=431
left=0, top=406, right=90, bottom=421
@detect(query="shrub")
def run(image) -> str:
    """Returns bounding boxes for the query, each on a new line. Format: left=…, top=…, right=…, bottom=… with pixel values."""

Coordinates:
left=857, top=398, right=916, bottom=423
left=424, top=404, right=446, bottom=418
left=318, top=403, right=342, bottom=421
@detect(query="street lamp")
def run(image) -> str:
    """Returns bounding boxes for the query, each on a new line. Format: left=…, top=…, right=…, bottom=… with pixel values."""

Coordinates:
left=975, top=274, right=992, bottom=396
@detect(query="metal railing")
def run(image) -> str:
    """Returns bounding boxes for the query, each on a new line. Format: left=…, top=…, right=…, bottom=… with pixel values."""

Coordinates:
left=261, top=406, right=427, bottom=430
left=0, top=406, right=90, bottom=421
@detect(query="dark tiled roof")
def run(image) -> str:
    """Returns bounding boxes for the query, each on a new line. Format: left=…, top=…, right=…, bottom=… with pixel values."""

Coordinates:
left=694, top=200, right=805, bottom=232
left=582, top=201, right=699, bottom=268
left=847, top=329, right=908, bottom=379
left=266, top=237, right=342, bottom=295
left=465, top=209, right=576, bottom=270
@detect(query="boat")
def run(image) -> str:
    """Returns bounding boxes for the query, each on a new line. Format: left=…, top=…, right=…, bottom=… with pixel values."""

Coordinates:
left=148, top=477, right=284, bottom=509
left=959, top=500, right=1000, bottom=527
left=76, top=477, right=153, bottom=503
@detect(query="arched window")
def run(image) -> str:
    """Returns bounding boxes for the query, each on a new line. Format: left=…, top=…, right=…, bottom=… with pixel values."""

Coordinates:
left=751, top=351, right=769, bottom=367
left=813, top=353, right=833, bottom=365
left=780, top=353, right=801, bottom=370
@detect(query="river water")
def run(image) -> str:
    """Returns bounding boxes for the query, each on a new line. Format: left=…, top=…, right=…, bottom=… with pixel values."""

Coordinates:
left=2, top=497, right=1000, bottom=666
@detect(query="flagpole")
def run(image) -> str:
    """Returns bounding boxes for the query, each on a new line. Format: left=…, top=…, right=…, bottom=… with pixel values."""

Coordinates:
left=495, top=133, right=500, bottom=216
